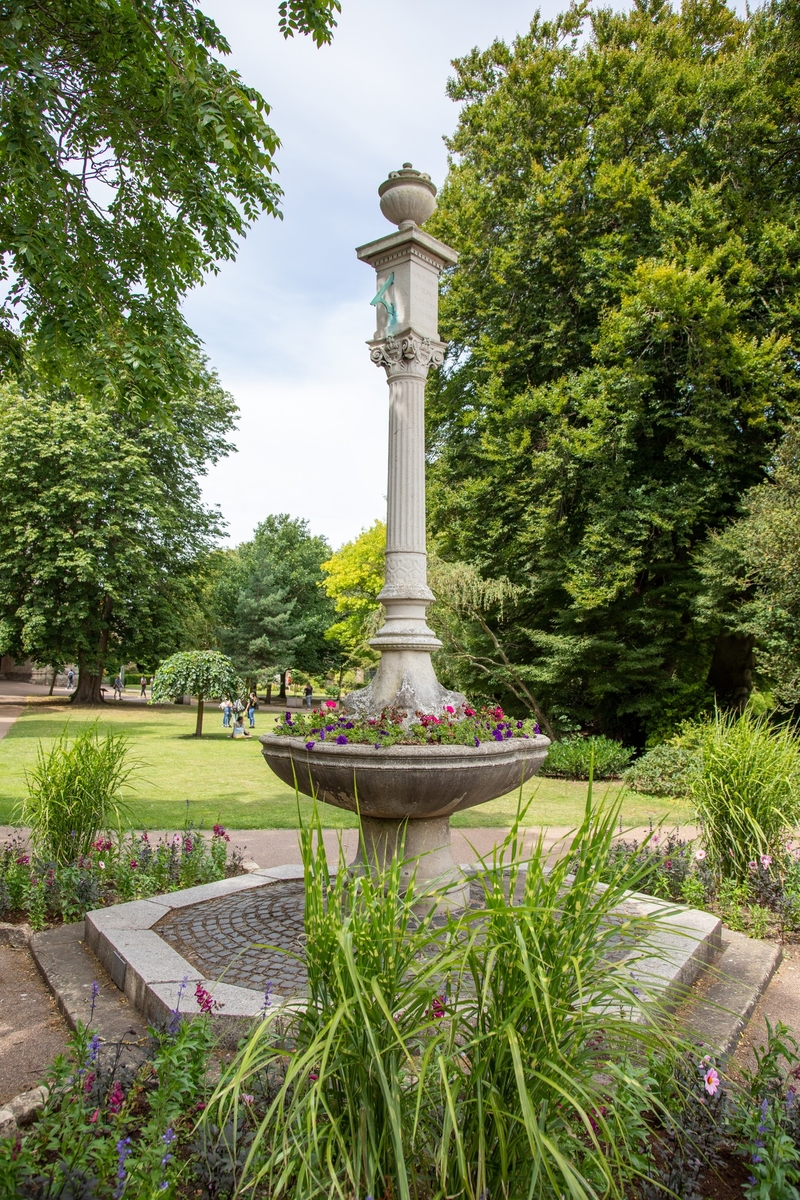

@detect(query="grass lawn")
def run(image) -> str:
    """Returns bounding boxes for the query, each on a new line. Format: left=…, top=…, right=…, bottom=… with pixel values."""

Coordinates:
left=0, top=700, right=694, bottom=832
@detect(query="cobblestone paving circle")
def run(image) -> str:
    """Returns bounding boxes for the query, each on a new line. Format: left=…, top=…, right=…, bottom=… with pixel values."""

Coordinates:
left=154, top=877, right=641, bottom=1000
left=156, top=881, right=309, bottom=996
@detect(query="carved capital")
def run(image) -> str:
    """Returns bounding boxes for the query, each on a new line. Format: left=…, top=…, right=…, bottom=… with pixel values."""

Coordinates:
left=370, top=333, right=445, bottom=378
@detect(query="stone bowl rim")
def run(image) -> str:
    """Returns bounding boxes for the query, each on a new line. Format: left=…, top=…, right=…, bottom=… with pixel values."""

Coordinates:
left=259, top=732, right=551, bottom=762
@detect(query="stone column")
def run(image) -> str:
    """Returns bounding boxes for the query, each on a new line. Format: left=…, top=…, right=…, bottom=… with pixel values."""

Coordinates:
left=344, top=165, right=466, bottom=721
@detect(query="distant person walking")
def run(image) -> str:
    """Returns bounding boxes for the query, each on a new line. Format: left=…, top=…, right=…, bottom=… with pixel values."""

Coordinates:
left=67, top=668, right=74, bottom=689
left=220, top=697, right=233, bottom=728
left=113, top=674, right=123, bottom=700
left=303, top=683, right=313, bottom=708
left=140, top=674, right=147, bottom=698
left=247, top=690, right=258, bottom=728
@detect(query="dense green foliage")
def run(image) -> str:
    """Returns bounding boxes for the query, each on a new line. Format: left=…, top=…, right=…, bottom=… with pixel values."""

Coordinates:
left=540, top=734, right=632, bottom=780
left=622, top=741, right=698, bottom=798
left=20, top=723, right=133, bottom=864
left=701, top=423, right=800, bottom=709
left=215, top=515, right=335, bottom=690
left=151, top=649, right=242, bottom=735
left=0, top=381, right=234, bottom=701
left=427, top=0, right=800, bottom=741
left=0, top=0, right=340, bottom=410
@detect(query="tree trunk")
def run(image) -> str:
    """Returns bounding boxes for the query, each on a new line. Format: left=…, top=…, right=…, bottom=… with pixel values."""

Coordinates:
left=72, top=598, right=112, bottom=705
left=48, top=666, right=58, bottom=696
left=195, top=694, right=204, bottom=737
left=266, top=683, right=272, bottom=705
left=278, top=670, right=287, bottom=702
left=707, top=634, right=754, bottom=710
left=72, top=653, right=106, bottom=704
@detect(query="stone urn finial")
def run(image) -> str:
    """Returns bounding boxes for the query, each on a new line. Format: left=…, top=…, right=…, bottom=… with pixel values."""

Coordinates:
left=378, top=163, right=437, bottom=229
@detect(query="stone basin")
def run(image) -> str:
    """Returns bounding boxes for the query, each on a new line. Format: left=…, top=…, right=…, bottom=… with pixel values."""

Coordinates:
left=259, top=734, right=551, bottom=819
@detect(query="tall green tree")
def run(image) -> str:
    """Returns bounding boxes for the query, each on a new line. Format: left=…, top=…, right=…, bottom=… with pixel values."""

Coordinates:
left=427, top=0, right=800, bottom=742
left=0, top=374, right=234, bottom=702
left=151, top=649, right=242, bottom=736
left=321, top=520, right=385, bottom=673
left=0, top=0, right=341, bottom=410
left=215, top=515, right=334, bottom=698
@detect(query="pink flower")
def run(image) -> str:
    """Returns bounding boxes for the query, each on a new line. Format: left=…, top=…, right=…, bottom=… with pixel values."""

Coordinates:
left=184, top=839, right=193, bottom=854
left=212, top=824, right=229, bottom=842
left=464, top=707, right=476, bottom=717
left=194, top=982, right=221, bottom=1014
left=108, top=1081, right=125, bottom=1114
left=308, top=1071, right=319, bottom=1081
left=749, top=861, right=758, bottom=872
left=88, top=1109, right=99, bottom=1123
left=325, top=700, right=337, bottom=709
left=430, top=993, right=446, bottom=1020
left=129, top=860, right=137, bottom=869
left=704, top=1067, right=720, bottom=1096
left=761, top=854, right=773, bottom=869
left=172, top=834, right=182, bottom=847
left=445, top=705, right=455, bottom=714
left=695, top=849, right=706, bottom=860
left=98, top=861, right=105, bottom=870
left=241, top=1093, right=255, bottom=1105
left=651, top=834, right=660, bottom=845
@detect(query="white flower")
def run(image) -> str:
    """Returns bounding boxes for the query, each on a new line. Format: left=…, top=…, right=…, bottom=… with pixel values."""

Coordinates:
left=98, top=861, right=105, bottom=870
left=695, top=849, right=706, bottom=860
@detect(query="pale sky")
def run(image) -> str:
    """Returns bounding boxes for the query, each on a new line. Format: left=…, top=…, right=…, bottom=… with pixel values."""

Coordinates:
left=185, top=0, right=562, bottom=551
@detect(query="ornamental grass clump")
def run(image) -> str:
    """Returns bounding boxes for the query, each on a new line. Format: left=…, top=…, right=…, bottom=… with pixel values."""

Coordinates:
left=691, top=710, right=800, bottom=884
left=20, top=722, right=135, bottom=864
left=206, top=789, right=688, bottom=1199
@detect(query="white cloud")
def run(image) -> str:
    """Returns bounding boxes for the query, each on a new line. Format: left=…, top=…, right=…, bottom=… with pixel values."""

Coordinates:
left=184, top=0, right=561, bottom=549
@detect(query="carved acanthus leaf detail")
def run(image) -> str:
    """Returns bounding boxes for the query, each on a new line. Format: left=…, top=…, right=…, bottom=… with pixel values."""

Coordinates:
left=370, top=333, right=445, bottom=375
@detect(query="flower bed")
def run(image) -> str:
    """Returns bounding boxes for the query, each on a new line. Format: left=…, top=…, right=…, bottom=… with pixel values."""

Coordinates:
left=271, top=701, right=541, bottom=750
left=0, top=825, right=243, bottom=931
left=3, top=803, right=800, bottom=1199
left=589, top=830, right=800, bottom=942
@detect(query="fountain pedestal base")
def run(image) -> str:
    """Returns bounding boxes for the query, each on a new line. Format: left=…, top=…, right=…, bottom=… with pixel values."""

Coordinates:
left=350, top=814, right=470, bottom=911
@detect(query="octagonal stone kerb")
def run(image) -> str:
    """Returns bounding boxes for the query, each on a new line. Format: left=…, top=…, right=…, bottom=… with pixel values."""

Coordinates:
left=84, top=869, right=305, bottom=1025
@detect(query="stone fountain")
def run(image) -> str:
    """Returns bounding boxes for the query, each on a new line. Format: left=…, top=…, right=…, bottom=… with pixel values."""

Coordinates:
left=261, top=164, right=550, bottom=906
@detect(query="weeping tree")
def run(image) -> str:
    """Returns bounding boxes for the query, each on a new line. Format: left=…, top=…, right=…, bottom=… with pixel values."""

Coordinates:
left=151, top=650, right=242, bottom=737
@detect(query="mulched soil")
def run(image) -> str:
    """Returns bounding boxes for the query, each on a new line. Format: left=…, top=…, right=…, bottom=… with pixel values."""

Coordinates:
left=0, top=943, right=70, bottom=1104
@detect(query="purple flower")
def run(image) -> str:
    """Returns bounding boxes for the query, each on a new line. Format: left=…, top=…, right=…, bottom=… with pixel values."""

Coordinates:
left=474, top=737, right=481, bottom=746
left=344, top=721, right=354, bottom=729
left=336, top=735, right=348, bottom=745
left=305, top=741, right=315, bottom=750
left=114, top=1137, right=132, bottom=1198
